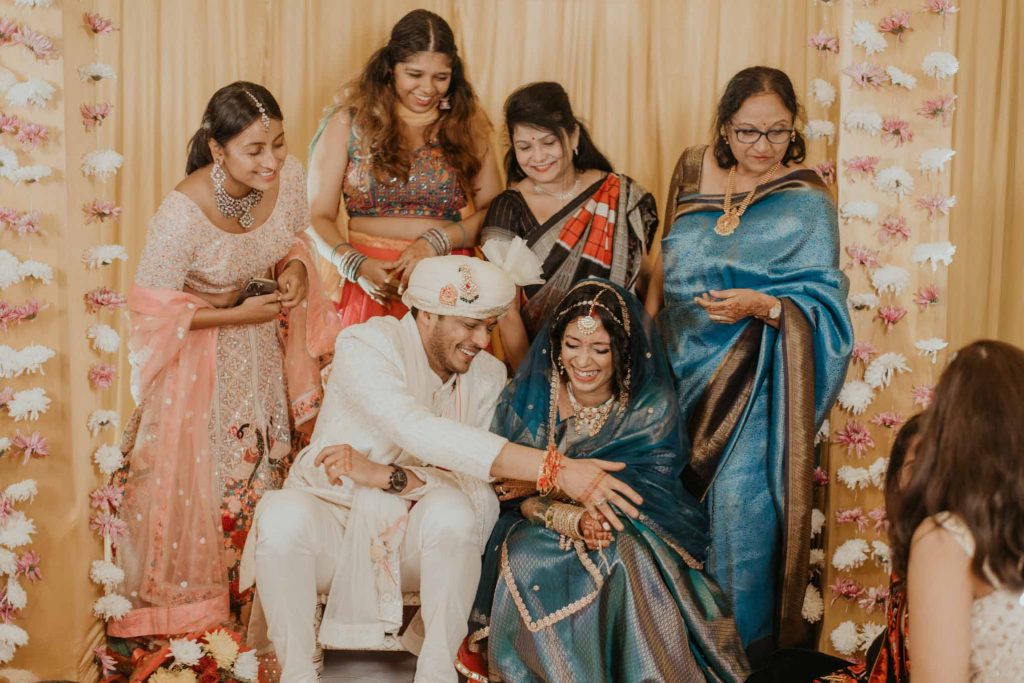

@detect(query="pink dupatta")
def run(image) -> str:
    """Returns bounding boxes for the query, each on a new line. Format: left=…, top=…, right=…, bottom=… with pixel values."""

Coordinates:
left=110, top=235, right=339, bottom=637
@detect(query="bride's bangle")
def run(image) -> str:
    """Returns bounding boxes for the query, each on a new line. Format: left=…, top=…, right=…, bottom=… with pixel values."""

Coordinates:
left=544, top=502, right=585, bottom=540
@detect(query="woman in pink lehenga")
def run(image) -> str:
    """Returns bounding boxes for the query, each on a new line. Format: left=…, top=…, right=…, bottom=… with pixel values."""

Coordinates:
left=104, top=82, right=340, bottom=667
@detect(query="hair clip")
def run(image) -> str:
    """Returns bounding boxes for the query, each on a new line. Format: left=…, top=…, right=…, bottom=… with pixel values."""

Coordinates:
left=243, top=90, right=271, bottom=131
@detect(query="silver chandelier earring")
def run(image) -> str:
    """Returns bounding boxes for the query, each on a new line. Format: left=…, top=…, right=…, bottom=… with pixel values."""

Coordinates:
left=212, top=158, right=263, bottom=229
left=439, top=96, right=451, bottom=111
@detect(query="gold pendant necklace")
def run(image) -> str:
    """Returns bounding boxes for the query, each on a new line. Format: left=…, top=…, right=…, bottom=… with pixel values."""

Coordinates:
left=715, top=161, right=781, bottom=236
left=566, top=383, right=614, bottom=438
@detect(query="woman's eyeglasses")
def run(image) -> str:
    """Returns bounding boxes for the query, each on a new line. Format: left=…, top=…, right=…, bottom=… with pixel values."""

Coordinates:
left=731, top=126, right=795, bottom=145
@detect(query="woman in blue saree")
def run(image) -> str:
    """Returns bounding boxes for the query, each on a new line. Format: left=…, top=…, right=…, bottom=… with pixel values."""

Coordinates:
left=457, top=279, right=749, bottom=683
left=647, top=67, right=853, bottom=660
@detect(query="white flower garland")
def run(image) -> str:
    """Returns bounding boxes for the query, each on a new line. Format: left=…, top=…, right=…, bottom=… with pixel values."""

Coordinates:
left=86, top=324, right=121, bottom=354
left=843, top=109, right=884, bottom=136
left=870, top=265, right=910, bottom=296
left=5, top=388, right=50, bottom=421
left=830, top=620, right=859, bottom=655
left=850, top=20, right=888, bottom=54
left=87, top=409, right=120, bottom=437
left=922, top=50, right=959, bottom=79
left=80, top=149, right=124, bottom=181
left=0, top=345, right=56, bottom=378
left=808, top=78, right=836, bottom=108
left=838, top=380, right=875, bottom=415
left=913, top=241, right=957, bottom=271
left=81, top=244, right=128, bottom=269
left=804, top=120, right=836, bottom=143
left=864, top=352, right=911, bottom=389
left=840, top=200, right=879, bottom=224
left=832, top=538, right=870, bottom=570
left=916, top=337, right=949, bottom=364
left=872, top=166, right=915, bottom=198
left=848, top=292, right=881, bottom=310
left=802, top=584, right=825, bottom=623
left=0, top=474, right=37, bottom=663
left=886, top=65, right=918, bottom=90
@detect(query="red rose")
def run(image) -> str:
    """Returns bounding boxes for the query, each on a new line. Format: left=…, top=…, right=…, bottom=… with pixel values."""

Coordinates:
left=197, top=656, right=219, bottom=683
left=231, top=528, right=249, bottom=549
left=221, top=514, right=235, bottom=532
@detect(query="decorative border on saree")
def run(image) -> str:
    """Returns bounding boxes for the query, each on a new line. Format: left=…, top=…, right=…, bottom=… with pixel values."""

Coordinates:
left=499, top=534, right=604, bottom=633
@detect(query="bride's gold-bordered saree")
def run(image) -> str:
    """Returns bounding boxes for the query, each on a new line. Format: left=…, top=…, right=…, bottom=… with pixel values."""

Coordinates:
left=659, top=145, right=853, bottom=655
left=460, top=281, right=749, bottom=683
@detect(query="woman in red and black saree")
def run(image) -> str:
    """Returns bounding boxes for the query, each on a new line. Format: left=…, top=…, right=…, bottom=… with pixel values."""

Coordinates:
left=306, top=9, right=501, bottom=329
left=480, top=82, right=658, bottom=370
left=648, top=67, right=853, bottom=664
left=104, top=83, right=340, bottom=661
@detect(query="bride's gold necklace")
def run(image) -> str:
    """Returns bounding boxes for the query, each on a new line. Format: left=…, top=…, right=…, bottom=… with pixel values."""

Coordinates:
left=566, top=383, right=614, bottom=438
left=715, top=161, right=781, bottom=236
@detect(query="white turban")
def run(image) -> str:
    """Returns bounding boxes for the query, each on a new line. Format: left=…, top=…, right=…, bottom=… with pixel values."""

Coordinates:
left=403, top=238, right=544, bottom=319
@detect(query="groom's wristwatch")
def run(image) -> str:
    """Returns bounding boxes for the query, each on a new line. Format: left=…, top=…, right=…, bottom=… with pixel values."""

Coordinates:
left=385, top=466, right=409, bottom=494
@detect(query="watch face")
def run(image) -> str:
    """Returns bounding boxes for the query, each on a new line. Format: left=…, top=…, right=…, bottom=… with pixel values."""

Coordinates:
left=389, top=467, right=408, bottom=492
left=769, top=304, right=782, bottom=319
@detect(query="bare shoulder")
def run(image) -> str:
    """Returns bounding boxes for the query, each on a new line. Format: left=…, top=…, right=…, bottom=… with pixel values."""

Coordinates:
left=174, top=167, right=211, bottom=205
left=911, top=515, right=972, bottom=563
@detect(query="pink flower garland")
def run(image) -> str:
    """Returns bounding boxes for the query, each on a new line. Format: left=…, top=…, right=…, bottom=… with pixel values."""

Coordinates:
left=81, top=103, right=113, bottom=132
left=843, top=155, right=880, bottom=181
left=879, top=215, right=910, bottom=243
left=878, top=10, right=913, bottom=41
left=0, top=299, right=46, bottom=330
left=846, top=244, right=880, bottom=269
left=11, top=430, right=49, bottom=464
left=89, top=363, right=117, bottom=390
left=881, top=117, right=914, bottom=146
left=851, top=341, right=878, bottom=365
left=82, top=199, right=122, bottom=224
left=917, top=94, right=957, bottom=126
left=834, top=421, right=876, bottom=458
left=912, top=384, right=935, bottom=408
left=83, top=12, right=119, bottom=36
left=84, top=287, right=127, bottom=313
left=870, top=412, right=905, bottom=430
left=876, top=304, right=908, bottom=331
left=12, top=25, right=58, bottom=61
left=89, top=513, right=128, bottom=544
left=914, top=284, right=940, bottom=310
left=808, top=29, right=839, bottom=53
left=813, top=161, right=836, bottom=186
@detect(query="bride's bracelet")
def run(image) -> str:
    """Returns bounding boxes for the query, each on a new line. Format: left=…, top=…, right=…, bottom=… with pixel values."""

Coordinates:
left=418, top=226, right=453, bottom=256
left=544, top=502, right=585, bottom=541
left=536, top=444, right=565, bottom=497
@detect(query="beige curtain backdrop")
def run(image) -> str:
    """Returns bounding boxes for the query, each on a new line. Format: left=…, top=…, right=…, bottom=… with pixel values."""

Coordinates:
left=3, top=1, right=1021, bottom=679
left=948, top=0, right=1024, bottom=348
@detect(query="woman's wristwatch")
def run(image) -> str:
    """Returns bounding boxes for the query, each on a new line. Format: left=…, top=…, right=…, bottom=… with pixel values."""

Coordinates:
left=385, top=465, right=409, bottom=494
left=761, top=296, right=782, bottom=321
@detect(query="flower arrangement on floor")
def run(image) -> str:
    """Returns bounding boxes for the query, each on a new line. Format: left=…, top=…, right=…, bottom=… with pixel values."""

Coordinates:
left=96, top=629, right=259, bottom=683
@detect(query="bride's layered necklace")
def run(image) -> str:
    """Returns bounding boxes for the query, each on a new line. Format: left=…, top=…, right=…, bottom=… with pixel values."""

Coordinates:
left=566, top=383, right=614, bottom=437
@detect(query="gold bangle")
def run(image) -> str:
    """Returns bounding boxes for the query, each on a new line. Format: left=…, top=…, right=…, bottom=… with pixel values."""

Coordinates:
left=545, top=502, right=584, bottom=541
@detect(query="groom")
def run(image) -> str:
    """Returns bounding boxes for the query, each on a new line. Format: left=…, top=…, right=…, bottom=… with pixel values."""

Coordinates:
left=244, top=255, right=641, bottom=682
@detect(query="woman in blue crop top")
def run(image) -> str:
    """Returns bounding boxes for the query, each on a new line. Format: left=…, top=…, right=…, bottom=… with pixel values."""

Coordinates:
left=306, top=9, right=501, bottom=329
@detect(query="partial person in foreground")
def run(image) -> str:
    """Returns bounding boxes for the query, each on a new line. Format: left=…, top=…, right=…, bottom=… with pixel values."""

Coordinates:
left=458, top=280, right=749, bottom=683
left=107, top=82, right=339, bottom=659
left=890, top=340, right=1024, bottom=682
left=648, top=66, right=853, bottom=660
left=244, top=256, right=644, bottom=683
left=749, top=415, right=921, bottom=683
left=480, top=82, right=658, bottom=368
